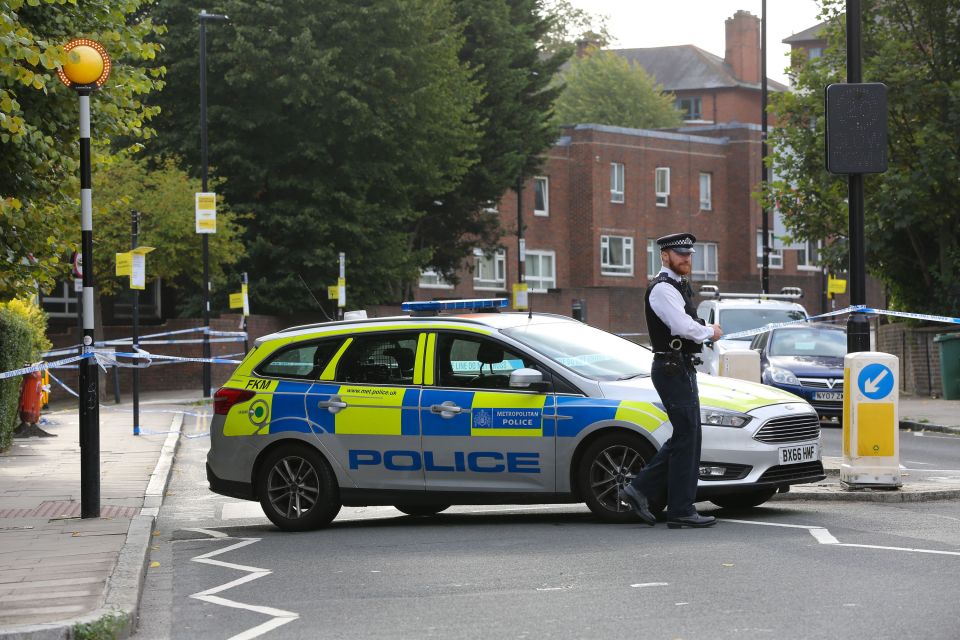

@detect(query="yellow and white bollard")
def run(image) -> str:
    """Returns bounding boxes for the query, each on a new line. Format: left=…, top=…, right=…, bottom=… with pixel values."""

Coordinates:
left=840, top=352, right=901, bottom=489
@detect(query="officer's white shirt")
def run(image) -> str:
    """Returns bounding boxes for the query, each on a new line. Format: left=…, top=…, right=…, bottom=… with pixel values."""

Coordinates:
left=649, top=268, right=714, bottom=343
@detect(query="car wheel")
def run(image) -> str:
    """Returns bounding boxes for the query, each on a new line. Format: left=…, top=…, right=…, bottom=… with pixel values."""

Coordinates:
left=578, top=432, right=657, bottom=523
left=394, top=504, right=451, bottom=517
left=256, top=444, right=341, bottom=531
left=710, top=487, right=777, bottom=510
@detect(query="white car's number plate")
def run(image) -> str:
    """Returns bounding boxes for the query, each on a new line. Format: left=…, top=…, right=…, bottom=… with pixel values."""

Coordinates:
left=778, top=443, right=819, bottom=465
left=813, top=391, right=843, bottom=401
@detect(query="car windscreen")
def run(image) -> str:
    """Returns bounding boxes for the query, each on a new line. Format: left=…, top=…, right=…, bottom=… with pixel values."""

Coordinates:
left=769, top=328, right=847, bottom=357
left=502, top=322, right=653, bottom=381
left=719, top=309, right=807, bottom=341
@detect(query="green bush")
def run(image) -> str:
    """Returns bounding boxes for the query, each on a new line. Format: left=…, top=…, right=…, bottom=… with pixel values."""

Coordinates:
left=0, top=299, right=51, bottom=451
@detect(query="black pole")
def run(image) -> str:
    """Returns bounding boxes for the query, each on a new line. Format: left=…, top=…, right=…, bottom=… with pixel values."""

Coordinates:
left=132, top=210, right=140, bottom=436
left=78, top=87, right=99, bottom=519
left=199, top=12, right=211, bottom=398
left=515, top=177, right=524, bottom=285
left=846, top=0, right=870, bottom=353
left=760, top=0, right=770, bottom=294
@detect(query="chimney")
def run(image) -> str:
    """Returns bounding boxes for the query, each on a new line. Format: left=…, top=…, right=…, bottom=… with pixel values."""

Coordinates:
left=725, top=10, right=761, bottom=84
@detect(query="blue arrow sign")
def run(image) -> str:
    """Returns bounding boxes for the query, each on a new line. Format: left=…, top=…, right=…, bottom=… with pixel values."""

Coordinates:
left=857, top=363, right=894, bottom=400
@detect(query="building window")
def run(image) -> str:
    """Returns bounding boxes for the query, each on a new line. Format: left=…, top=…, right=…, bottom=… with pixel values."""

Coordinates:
left=473, top=248, right=506, bottom=290
left=699, top=172, right=712, bottom=211
left=600, top=236, right=634, bottom=276
left=807, top=47, right=823, bottom=60
left=675, top=97, right=702, bottom=120
left=655, top=167, right=670, bottom=207
left=756, top=230, right=783, bottom=269
left=40, top=280, right=79, bottom=318
left=534, top=176, right=549, bottom=216
left=646, top=239, right=661, bottom=277
left=797, top=240, right=821, bottom=270
left=691, top=242, right=719, bottom=281
left=525, top=250, right=556, bottom=292
left=610, top=162, right=624, bottom=203
left=419, top=268, right=453, bottom=289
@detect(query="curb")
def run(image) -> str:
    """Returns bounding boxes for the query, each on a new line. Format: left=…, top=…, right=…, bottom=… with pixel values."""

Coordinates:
left=0, top=412, right=183, bottom=640
left=773, top=483, right=960, bottom=502
left=899, top=419, right=960, bottom=436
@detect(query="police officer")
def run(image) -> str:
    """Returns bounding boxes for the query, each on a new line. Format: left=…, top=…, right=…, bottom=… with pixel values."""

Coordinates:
left=621, top=233, right=722, bottom=528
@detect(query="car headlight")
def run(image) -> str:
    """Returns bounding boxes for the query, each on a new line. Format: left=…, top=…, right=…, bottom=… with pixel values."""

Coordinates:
left=766, top=366, right=800, bottom=386
left=700, top=407, right=752, bottom=428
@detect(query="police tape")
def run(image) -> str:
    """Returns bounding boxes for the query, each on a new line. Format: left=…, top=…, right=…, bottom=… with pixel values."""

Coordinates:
left=855, top=306, right=960, bottom=325
left=46, top=370, right=79, bottom=398
left=110, top=350, right=242, bottom=366
left=0, top=353, right=93, bottom=381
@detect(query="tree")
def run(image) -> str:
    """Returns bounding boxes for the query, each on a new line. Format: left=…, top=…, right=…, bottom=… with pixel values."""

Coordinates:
left=765, top=0, right=960, bottom=316
left=0, top=0, right=165, bottom=300
left=539, top=0, right=611, bottom=55
left=552, top=48, right=682, bottom=130
left=146, top=0, right=482, bottom=314
left=92, top=154, right=245, bottom=301
left=414, top=0, right=572, bottom=285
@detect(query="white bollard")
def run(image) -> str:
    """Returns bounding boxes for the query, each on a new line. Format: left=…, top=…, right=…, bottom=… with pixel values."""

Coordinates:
left=840, top=351, right=901, bottom=489
left=719, top=350, right=761, bottom=383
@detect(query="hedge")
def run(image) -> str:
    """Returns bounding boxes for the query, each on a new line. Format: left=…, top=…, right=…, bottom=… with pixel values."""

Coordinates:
left=0, top=299, right=51, bottom=451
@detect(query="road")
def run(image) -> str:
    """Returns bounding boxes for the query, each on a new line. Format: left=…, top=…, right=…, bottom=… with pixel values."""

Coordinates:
left=820, top=423, right=960, bottom=483
left=134, top=412, right=960, bottom=640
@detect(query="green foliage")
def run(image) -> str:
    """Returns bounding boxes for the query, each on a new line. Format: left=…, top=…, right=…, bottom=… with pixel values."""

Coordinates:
left=539, top=0, right=611, bottom=55
left=764, top=0, right=960, bottom=315
left=0, top=298, right=49, bottom=450
left=92, top=153, right=246, bottom=298
left=72, top=611, right=127, bottom=640
left=0, top=0, right=166, bottom=300
left=552, top=48, right=682, bottom=130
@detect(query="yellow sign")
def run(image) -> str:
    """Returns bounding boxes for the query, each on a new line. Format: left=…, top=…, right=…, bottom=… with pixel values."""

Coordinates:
left=195, top=192, right=217, bottom=234
left=115, top=252, right=132, bottom=276
left=328, top=285, right=339, bottom=300
left=828, top=277, right=847, bottom=295
left=512, top=282, right=529, bottom=310
left=229, top=293, right=244, bottom=309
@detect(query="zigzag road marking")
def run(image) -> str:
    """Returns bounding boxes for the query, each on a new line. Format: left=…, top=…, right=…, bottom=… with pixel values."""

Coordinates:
left=184, top=528, right=299, bottom=639
left=721, top=519, right=960, bottom=556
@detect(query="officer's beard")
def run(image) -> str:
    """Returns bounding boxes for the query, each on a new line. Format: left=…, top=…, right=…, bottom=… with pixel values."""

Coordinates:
left=662, top=251, right=693, bottom=276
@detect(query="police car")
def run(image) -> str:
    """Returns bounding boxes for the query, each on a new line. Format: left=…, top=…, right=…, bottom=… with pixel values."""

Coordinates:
left=207, top=299, right=824, bottom=531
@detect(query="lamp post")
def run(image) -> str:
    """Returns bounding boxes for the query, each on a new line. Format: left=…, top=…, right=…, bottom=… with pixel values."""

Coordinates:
left=760, top=0, right=770, bottom=294
left=57, top=38, right=111, bottom=519
left=199, top=9, right=228, bottom=397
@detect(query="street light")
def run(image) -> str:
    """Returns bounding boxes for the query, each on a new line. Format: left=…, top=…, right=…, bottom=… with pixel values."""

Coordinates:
left=58, top=37, right=111, bottom=519
left=199, top=9, right=228, bottom=397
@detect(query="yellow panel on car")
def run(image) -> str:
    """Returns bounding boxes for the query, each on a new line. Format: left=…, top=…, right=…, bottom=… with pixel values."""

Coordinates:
left=470, top=392, right=545, bottom=437
left=223, top=384, right=275, bottom=437
left=334, top=385, right=405, bottom=435
left=614, top=400, right=668, bottom=433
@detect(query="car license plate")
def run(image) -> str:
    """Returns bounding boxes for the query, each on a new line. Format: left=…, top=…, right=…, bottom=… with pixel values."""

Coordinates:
left=813, top=391, right=843, bottom=401
left=778, top=443, right=819, bottom=465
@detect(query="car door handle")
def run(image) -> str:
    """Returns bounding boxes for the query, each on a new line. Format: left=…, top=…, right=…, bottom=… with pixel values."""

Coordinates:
left=430, top=401, right=463, bottom=418
left=318, top=396, right=347, bottom=413
left=543, top=414, right=573, bottom=421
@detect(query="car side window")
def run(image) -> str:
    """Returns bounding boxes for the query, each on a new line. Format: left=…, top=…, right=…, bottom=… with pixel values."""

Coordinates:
left=256, top=339, right=342, bottom=380
left=335, top=332, right=419, bottom=385
left=436, top=334, right=532, bottom=390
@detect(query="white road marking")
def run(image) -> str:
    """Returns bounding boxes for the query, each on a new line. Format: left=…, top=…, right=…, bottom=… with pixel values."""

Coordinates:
left=721, top=519, right=960, bottom=557
left=631, top=582, right=669, bottom=588
left=185, top=528, right=299, bottom=639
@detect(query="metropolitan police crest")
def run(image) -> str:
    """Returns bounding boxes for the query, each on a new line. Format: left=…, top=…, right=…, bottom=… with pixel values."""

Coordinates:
left=473, top=408, right=493, bottom=429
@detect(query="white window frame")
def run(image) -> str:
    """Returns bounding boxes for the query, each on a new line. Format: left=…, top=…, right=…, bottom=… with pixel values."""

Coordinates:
left=756, top=230, right=784, bottom=269
left=534, top=176, right=549, bottom=217
left=600, top=235, right=634, bottom=276
left=473, top=248, right=507, bottom=290
left=524, top=250, right=556, bottom=292
left=691, top=242, right=719, bottom=281
left=646, top=239, right=661, bottom=278
left=419, top=268, right=454, bottom=289
left=699, top=172, right=712, bottom=211
left=797, top=239, right=821, bottom=271
left=610, top=162, right=624, bottom=203
left=655, top=167, right=670, bottom=207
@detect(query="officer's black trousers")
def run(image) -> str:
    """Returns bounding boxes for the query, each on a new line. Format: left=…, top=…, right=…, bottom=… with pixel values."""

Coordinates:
left=628, top=360, right=702, bottom=519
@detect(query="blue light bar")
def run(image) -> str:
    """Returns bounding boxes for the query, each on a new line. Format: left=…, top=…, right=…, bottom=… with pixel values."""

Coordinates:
left=402, top=298, right=509, bottom=313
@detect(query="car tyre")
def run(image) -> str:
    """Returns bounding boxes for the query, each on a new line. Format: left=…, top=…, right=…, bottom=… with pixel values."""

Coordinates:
left=256, top=444, right=341, bottom=531
left=710, top=487, right=777, bottom=510
left=394, top=504, right=451, bottom=517
left=578, top=432, right=657, bottom=523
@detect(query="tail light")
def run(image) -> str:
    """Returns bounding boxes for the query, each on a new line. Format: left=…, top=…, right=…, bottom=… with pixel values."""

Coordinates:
left=214, top=387, right=256, bottom=415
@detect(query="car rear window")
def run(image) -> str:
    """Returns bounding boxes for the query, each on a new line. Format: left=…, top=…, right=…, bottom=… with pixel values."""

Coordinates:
left=719, top=309, right=807, bottom=341
left=255, top=340, right=343, bottom=380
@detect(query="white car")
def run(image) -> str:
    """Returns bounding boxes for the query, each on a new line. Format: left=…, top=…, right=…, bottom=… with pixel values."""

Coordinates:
left=695, top=287, right=809, bottom=376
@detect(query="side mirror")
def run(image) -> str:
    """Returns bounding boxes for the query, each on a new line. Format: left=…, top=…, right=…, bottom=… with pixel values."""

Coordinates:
left=510, top=368, right=549, bottom=392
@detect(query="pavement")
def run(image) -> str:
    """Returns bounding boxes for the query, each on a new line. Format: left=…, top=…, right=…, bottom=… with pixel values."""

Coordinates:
left=0, top=393, right=958, bottom=640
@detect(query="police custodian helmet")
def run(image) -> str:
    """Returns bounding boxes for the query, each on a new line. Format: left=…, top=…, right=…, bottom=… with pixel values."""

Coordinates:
left=657, top=232, right=696, bottom=255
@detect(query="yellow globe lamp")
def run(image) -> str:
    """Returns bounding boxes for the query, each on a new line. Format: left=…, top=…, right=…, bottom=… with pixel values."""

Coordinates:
left=57, top=39, right=111, bottom=89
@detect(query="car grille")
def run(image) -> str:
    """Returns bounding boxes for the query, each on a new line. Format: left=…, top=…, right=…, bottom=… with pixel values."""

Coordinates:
left=754, top=414, right=821, bottom=444
left=758, top=461, right=825, bottom=483
left=798, top=377, right=843, bottom=390
left=699, top=462, right=751, bottom=481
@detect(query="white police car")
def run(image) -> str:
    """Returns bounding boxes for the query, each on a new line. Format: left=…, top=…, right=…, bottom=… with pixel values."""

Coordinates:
left=207, top=299, right=824, bottom=531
